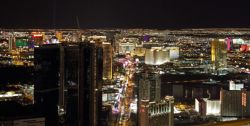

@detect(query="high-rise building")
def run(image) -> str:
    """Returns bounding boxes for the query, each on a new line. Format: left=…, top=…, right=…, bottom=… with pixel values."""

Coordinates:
left=136, top=67, right=174, bottom=126
left=220, top=88, right=250, bottom=117
left=138, top=72, right=161, bottom=102
left=166, top=47, right=179, bottom=60
left=34, top=44, right=61, bottom=126
left=137, top=71, right=167, bottom=126
left=145, top=48, right=170, bottom=65
left=195, top=98, right=221, bottom=116
left=63, top=44, right=80, bottom=126
left=63, top=42, right=103, bottom=126
left=78, top=42, right=103, bottom=126
left=34, top=42, right=103, bottom=126
left=226, top=37, right=233, bottom=51
left=211, top=39, right=227, bottom=70
left=102, top=42, right=113, bottom=80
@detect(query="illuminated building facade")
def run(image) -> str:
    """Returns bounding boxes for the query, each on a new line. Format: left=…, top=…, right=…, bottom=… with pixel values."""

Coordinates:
left=102, top=42, right=113, bottom=80
left=195, top=88, right=250, bottom=117
left=195, top=98, right=221, bottom=116
left=226, top=37, right=233, bottom=51
left=118, top=42, right=136, bottom=54
left=133, top=47, right=146, bottom=57
left=166, top=47, right=179, bottom=60
left=229, top=80, right=244, bottom=91
left=139, top=96, right=174, bottom=126
left=240, top=44, right=250, bottom=52
left=138, top=72, right=161, bottom=102
left=32, top=33, right=44, bottom=45
left=145, top=48, right=170, bottom=65
left=220, top=88, right=250, bottom=117
left=139, top=100, right=150, bottom=126
left=138, top=72, right=173, bottom=126
left=211, top=39, right=227, bottom=70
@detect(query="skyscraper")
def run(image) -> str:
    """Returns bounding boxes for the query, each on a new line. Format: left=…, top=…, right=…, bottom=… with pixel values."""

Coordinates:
left=211, top=39, right=227, bottom=70
left=220, top=88, right=250, bottom=117
left=145, top=48, right=170, bottom=65
left=34, top=44, right=61, bottom=126
left=34, top=41, right=103, bottom=126
left=102, top=42, right=113, bottom=81
left=138, top=72, right=161, bottom=102
left=78, top=42, right=103, bottom=126
left=64, top=44, right=80, bottom=126
left=136, top=67, right=174, bottom=126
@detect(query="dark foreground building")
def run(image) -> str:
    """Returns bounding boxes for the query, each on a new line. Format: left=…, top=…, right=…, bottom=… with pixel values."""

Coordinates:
left=34, top=44, right=60, bottom=126
left=34, top=42, right=103, bottom=126
left=0, top=101, right=45, bottom=126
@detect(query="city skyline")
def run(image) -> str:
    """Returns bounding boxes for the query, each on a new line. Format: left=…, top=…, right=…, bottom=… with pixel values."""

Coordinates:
left=1, top=1, right=250, bottom=123
left=1, top=29, right=250, bottom=126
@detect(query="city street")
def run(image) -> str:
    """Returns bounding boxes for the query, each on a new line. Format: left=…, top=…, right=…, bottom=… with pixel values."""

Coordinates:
left=112, top=56, right=137, bottom=126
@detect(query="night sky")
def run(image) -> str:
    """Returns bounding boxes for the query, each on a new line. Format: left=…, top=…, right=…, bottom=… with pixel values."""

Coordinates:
left=0, top=0, right=250, bottom=29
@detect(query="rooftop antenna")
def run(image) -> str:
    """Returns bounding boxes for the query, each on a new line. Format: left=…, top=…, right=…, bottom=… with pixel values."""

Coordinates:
left=75, top=16, right=81, bottom=41
left=76, top=16, right=80, bottom=29
left=53, top=0, right=57, bottom=29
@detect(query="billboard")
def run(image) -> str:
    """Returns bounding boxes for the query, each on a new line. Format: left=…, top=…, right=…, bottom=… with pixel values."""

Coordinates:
left=16, top=38, right=28, bottom=47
